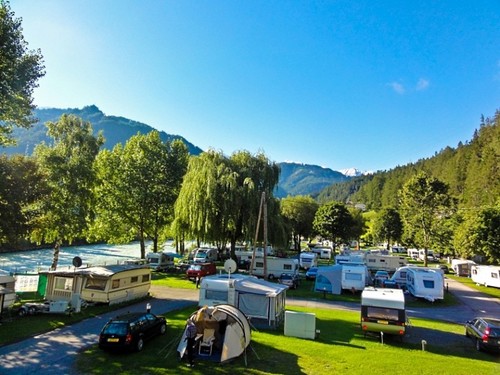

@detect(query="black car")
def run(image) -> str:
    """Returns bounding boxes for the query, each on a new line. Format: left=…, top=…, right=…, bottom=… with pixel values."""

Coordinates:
left=99, top=312, right=167, bottom=352
left=465, top=317, right=500, bottom=353
left=279, top=273, right=299, bottom=289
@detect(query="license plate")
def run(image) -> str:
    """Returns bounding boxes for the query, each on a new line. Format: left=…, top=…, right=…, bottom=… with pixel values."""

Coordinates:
left=377, top=320, right=389, bottom=325
left=107, top=338, right=119, bottom=342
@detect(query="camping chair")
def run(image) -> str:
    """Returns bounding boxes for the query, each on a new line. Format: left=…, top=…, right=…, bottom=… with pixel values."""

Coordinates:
left=198, top=328, right=216, bottom=356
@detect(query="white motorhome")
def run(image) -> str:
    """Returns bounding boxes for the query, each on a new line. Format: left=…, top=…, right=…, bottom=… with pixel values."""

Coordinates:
left=405, top=267, right=444, bottom=302
left=471, top=265, right=500, bottom=288
left=299, top=252, right=318, bottom=269
left=389, top=265, right=418, bottom=289
left=451, top=259, right=476, bottom=277
left=341, top=262, right=370, bottom=292
left=146, top=251, right=175, bottom=272
left=365, top=254, right=407, bottom=273
left=194, top=247, right=218, bottom=263
left=250, top=257, right=299, bottom=279
left=361, top=287, right=406, bottom=336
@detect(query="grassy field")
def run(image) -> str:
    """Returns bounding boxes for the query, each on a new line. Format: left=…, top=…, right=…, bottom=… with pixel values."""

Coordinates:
left=75, top=305, right=500, bottom=375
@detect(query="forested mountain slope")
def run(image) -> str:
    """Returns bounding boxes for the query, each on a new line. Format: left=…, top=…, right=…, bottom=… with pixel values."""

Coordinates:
left=318, top=110, right=500, bottom=211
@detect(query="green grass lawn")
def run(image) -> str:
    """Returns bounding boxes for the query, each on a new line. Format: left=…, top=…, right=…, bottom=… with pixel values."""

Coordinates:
left=75, top=306, right=500, bottom=375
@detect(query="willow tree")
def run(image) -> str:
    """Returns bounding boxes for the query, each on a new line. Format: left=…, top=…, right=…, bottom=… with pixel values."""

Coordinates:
left=399, top=172, right=455, bottom=266
left=30, top=114, right=104, bottom=269
left=91, top=131, right=188, bottom=258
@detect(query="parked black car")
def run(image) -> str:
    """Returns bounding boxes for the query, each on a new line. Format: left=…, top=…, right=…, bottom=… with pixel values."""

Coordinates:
left=465, top=317, right=500, bottom=353
left=279, top=273, right=299, bottom=289
left=99, top=312, right=167, bottom=352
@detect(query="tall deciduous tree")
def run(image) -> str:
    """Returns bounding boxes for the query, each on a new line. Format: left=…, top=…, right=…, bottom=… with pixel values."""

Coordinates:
left=30, top=115, right=104, bottom=269
left=399, top=172, right=455, bottom=266
left=372, top=208, right=403, bottom=248
left=313, top=201, right=353, bottom=255
left=0, top=2, right=45, bottom=146
left=91, top=131, right=188, bottom=259
left=281, top=195, right=319, bottom=253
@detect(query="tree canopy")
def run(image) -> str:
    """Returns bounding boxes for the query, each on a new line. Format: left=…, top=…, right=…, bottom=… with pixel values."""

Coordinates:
left=313, top=201, right=353, bottom=253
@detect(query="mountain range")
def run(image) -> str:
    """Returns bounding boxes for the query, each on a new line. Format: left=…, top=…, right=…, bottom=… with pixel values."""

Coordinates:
left=3, top=105, right=352, bottom=197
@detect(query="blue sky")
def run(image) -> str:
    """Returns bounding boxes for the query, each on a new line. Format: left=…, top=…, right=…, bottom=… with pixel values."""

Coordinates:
left=11, top=1, right=500, bottom=172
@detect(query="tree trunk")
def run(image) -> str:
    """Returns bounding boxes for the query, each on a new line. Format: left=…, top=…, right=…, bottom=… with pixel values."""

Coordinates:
left=50, top=240, right=61, bottom=270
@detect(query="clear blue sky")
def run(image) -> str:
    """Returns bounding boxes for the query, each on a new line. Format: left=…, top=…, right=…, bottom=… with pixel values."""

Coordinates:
left=11, top=0, right=500, bottom=172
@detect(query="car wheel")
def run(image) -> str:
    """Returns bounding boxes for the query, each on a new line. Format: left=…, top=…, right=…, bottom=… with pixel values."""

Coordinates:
left=160, top=323, right=167, bottom=335
left=475, top=339, right=482, bottom=352
left=18, top=308, right=27, bottom=317
left=136, top=337, right=144, bottom=352
left=465, top=329, right=469, bottom=337
left=28, top=306, right=37, bottom=315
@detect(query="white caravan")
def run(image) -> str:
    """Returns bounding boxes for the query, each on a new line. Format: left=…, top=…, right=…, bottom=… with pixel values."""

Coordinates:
left=361, top=287, right=406, bottom=336
left=335, top=252, right=366, bottom=265
left=299, top=252, right=318, bottom=269
left=193, top=247, right=218, bottom=263
left=405, top=267, right=444, bottom=302
left=471, top=265, right=500, bottom=288
left=311, top=246, right=332, bottom=260
left=418, top=249, right=437, bottom=262
left=250, top=257, right=299, bottom=279
left=389, top=266, right=418, bottom=289
left=451, top=259, right=476, bottom=277
left=146, top=251, right=175, bottom=272
left=365, top=254, right=407, bottom=273
left=0, top=270, right=16, bottom=311
left=407, top=249, right=419, bottom=260
left=341, top=262, right=370, bottom=292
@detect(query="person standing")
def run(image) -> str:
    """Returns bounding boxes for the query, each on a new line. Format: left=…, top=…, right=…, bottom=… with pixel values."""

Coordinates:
left=185, top=318, right=198, bottom=367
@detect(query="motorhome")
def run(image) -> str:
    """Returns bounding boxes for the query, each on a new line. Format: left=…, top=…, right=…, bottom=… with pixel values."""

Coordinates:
left=250, top=257, right=299, bottom=279
left=299, top=252, right=318, bottom=269
left=451, top=259, right=476, bottom=277
left=471, top=265, right=500, bottom=288
left=146, top=251, right=175, bottom=272
left=365, top=254, right=407, bottom=273
left=193, top=247, right=218, bottom=263
left=198, top=274, right=287, bottom=328
left=341, top=262, right=370, bottom=292
left=361, top=287, right=406, bottom=336
left=405, top=267, right=444, bottom=302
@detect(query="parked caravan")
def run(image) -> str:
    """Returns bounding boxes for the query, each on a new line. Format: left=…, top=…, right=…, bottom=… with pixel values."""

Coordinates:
left=365, top=254, right=407, bottom=273
left=194, top=247, right=218, bottom=263
left=407, top=249, right=419, bottom=260
left=314, top=265, right=342, bottom=295
left=299, top=252, right=318, bottom=269
left=335, top=252, right=366, bottom=265
left=311, top=246, right=332, bottom=260
left=389, top=266, right=418, bottom=289
left=41, top=264, right=151, bottom=306
left=198, top=274, right=287, bottom=328
left=451, top=259, right=476, bottom=277
left=390, top=246, right=407, bottom=254
left=146, top=251, right=175, bottom=272
left=405, top=267, right=444, bottom=302
left=418, top=249, right=437, bottom=262
left=177, top=304, right=251, bottom=363
left=250, top=257, right=299, bottom=279
left=341, top=263, right=370, bottom=292
left=471, top=265, right=500, bottom=288
left=0, top=270, right=16, bottom=312
left=361, top=287, right=406, bottom=336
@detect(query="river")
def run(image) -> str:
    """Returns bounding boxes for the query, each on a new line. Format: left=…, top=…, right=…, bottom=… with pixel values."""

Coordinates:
left=0, top=241, right=177, bottom=274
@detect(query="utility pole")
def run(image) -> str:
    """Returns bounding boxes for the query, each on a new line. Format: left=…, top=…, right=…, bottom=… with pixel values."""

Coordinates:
left=250, top=192, right=268, bottom=279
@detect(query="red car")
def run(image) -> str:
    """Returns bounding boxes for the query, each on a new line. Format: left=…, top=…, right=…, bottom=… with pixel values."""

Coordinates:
left=186, top=262, right=217, bottom=281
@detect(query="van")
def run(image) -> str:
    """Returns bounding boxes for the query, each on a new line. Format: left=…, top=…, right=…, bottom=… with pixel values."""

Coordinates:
left=361, top=287, right=406, bottom=337
left=193, top=247, right=218, bottom=263
left=186, top=262, right=217, bottom=281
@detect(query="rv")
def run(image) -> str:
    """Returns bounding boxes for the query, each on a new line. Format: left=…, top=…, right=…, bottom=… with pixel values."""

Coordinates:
left=407, top=249, right=419, bottom=260
left=146, top=251, right=175, bottom=272
left=471, top=265, right=500, bottom=288
left=361, top=287, right=406, bottom=336
left=311, top=246, right=332, bottom=260
left=418, top=249, right=437, bottom=262
left=341, top=263, right=370, bottom=292
left=390, top=246, right=407, bottom=254
left=451, top=259, right=476, bottom=277
left=405, top=267, right=444, bottom=302
left=198, top=274, right=287, bottom=327
left=299, top=252, right=318, bottom=269
left=335, top=252, right=366, bottom=265
left=250, top=257, right=299, bottom=279
left=193, top=247, right=218, bottom=263
left=389, top=266, right=418, bottom=289
left=365, top=254, right=407, bottom=273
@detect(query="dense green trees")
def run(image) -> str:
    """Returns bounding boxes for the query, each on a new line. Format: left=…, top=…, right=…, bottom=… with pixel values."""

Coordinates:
left=0, top=2, right=45, bottom=146
left=29, top=115, right=104, bottom=269
left=281, top=195, right=319, bottom=252
left=91, top=131, right=188, bottom=259
left=372, top=208, right=403, bottom=249
left=313, top=201, right=354, bottom=254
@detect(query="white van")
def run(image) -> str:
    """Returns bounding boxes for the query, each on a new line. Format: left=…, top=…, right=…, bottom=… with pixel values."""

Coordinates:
left=193, top=247, right=218, bottom=263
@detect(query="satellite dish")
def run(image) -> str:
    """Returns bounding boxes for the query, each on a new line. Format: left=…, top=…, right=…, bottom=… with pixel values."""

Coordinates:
left=72, top=256, right=82, bottom=267
left=224, top=259, right=237, bottom=274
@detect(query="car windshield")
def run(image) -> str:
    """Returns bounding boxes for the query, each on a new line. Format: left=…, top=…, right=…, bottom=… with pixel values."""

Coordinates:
left=189, top=265, right=201, bottom=271
left=103, top=322, right=128, bottom=335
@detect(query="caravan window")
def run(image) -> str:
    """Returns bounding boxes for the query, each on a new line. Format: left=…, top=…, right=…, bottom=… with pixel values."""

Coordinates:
left=423, top=280, right=435, bottom=288
left=142, top=274, right=150, bottom=282
left=284, top=264, right=292, bottom=271
left=205, top=289, right=228, bottom=302
left=491, top=272, right=498, bottom=279
left=54, top=277, right=73, bottom=291
left=112, top=279, right=120, bottom=289
left=131, top=276, right=138, bottom=283
left=345, top=273, right=362, bottom=281
left=85, top=278, right=106, bottom=291
left=366, top=306, right=399, bottom=321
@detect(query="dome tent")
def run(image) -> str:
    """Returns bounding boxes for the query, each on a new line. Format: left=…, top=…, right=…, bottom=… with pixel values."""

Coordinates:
left=177, top=304, right=251, bottom=363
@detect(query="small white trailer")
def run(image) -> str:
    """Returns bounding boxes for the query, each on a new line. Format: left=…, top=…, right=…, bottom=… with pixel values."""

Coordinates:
left=405, top=267, right=444, bottom=302
left=341, top=263, right=370, bottom=292
left=471, top=265, right=500, bottom=288
left=250, top=257, right=299, bottom=279
left=146, top=251, right=175, bottom=272
left=361, top=287, right=406, bottom=337
left=451, top=259, right=476, bottom=277
left=299, top=252, right=318, bottom=269
left=365, top=254, right=407, bottom=273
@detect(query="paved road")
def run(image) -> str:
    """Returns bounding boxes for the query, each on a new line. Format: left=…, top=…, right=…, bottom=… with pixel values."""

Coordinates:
left=1, top=279, right=499, bottom=374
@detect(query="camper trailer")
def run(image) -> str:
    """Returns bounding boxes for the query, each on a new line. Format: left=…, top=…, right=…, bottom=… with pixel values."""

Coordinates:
left=0, top=270, right=16, bottom=311
left=418, top=249, right=437, bottom=262
left=311, top=246, right=332, bottom=260
left=471, top=265, right=500, bottom=288
left=405, top=267, right=444, bottom=302
left=335, top=252, right=366, bottom=265
left=146, top=251, right=175, bottom=272
left=341, top=263, right=370, bottom=292
left=250, top=257, right=299, bottom=279
left=365, top=254, right=407, bottom=273
left=407, top=249, right=419, bottom=260
left=451, top=259, right=476, bottom=277
left=198, top=274, right=287, bottom=328
left=389, top=266, right=418, bottom=289
left=361, top=287, right=406, bottom=336
left=299, top=252, right=318, bottom=269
